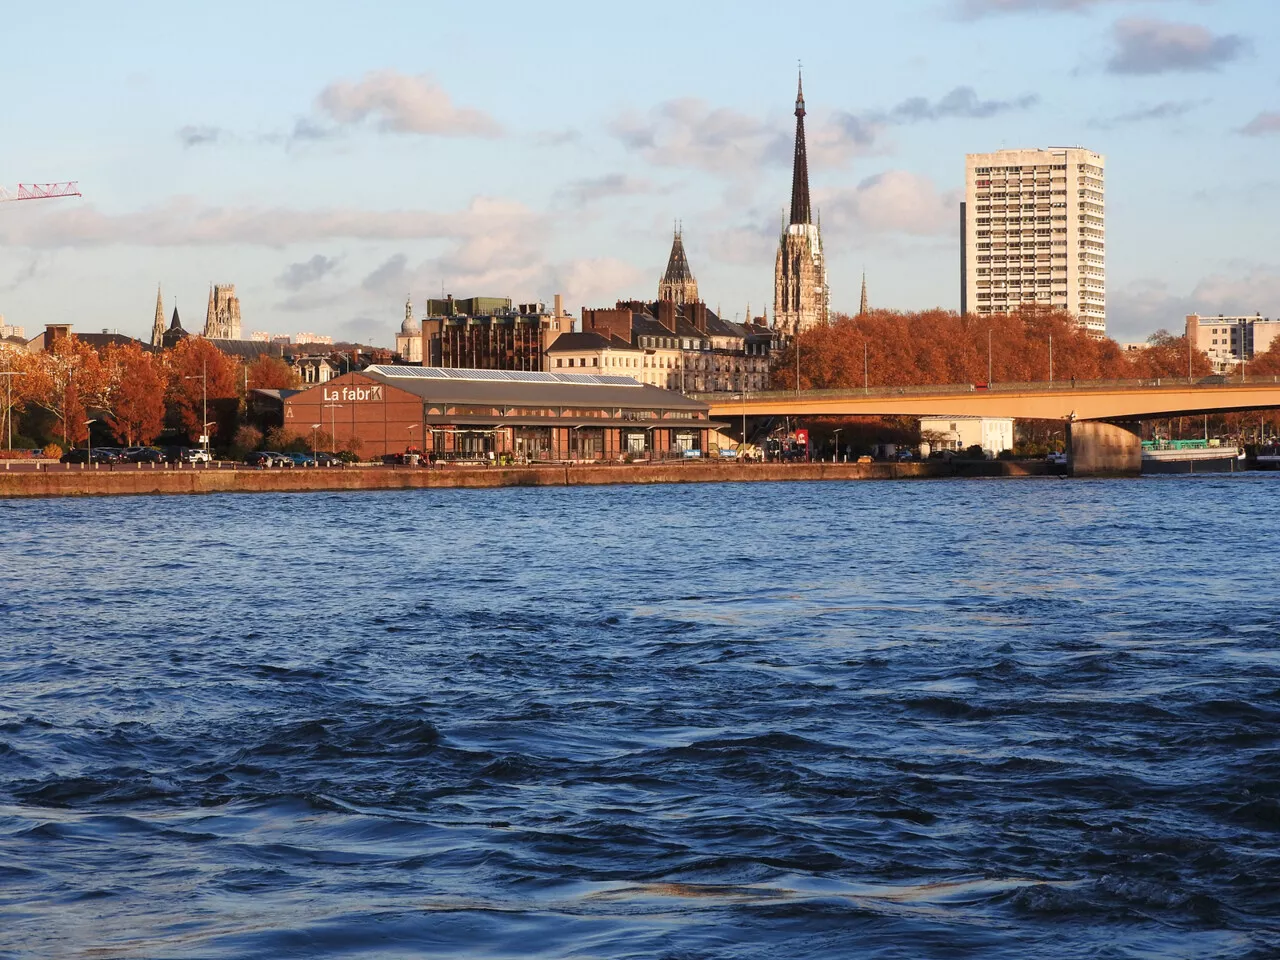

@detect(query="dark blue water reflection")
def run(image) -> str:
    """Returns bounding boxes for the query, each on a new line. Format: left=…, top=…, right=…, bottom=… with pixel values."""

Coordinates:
left=2, top=476, right=1279, bottom=959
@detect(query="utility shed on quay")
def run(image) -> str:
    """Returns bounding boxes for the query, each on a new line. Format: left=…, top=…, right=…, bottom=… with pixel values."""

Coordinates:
left=282, top=366, right=714, bottom=461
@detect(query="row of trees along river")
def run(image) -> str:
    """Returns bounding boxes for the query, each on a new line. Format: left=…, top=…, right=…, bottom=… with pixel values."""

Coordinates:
left=768, top=307, right=1280, bottom=452
left=4, top=306, right=1280, bottom=457
left=0, top=336, right=317, bottom=456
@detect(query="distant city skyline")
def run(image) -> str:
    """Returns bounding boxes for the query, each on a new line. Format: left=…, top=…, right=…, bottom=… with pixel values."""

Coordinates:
left=1, top=0, right=1276, bottom=346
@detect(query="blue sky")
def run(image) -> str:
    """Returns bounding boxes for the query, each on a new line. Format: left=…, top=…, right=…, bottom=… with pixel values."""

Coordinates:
left=1, top=0, right=1277, bottom=345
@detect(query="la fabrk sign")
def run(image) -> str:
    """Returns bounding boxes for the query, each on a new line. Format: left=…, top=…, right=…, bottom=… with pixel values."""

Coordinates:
left=323, top=385, right=383, bottom=402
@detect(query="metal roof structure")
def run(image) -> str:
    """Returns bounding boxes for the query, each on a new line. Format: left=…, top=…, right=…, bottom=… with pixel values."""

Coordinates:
left=364, top=364, right=642, bottom=388
left=355, top=365, right=707, bottom=412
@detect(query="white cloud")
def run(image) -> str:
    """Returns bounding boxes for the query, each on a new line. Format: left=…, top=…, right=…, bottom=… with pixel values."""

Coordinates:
left=1241, top=111, right=1280, bottom=136
left=316, top=70, right=502, bottom=138
left=819, top=171, right=960, bottom=237
left=0, top=196, right=532, bottom=249
left=1107, top=18, right=1248, bottom=75
left=1108, top=270, right=1280, bottom=338
left=553, top=174, right=656, bottom=208
left=610, top=98, right=877, bottom=175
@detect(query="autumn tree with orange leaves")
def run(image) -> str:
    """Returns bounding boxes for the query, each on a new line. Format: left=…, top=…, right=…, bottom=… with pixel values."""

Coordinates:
left=102, top=342, right=168, bottom=446
left=17, top=334, right=113, bottom=446
left=773, top=307, right=1214, bottom=391
left=245, top=354, right=299, bottom=391
left=164, top=337, right=240, bottom=443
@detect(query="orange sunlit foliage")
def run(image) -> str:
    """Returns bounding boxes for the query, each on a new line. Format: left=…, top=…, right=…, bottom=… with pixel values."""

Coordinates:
left=772, top=307, right=1214, bottom=391
left=245, top=355, right=300, bottom=391
left=17, top=334, right=112, bottom=445
left=1249, top=337, right=1280, bottom=377
left=103, top=342, right=168, bottom=446
left=164, top=337, right=240, bottom=441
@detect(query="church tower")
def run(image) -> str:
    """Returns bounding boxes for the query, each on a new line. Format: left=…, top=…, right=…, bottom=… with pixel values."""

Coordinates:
left=151, top=284, right=166, bottom=347
left=773, top=71, right=829, bottom=338
left=658, top=225, right=699, bottom=305
left=203, top=284, right=243, bottom=339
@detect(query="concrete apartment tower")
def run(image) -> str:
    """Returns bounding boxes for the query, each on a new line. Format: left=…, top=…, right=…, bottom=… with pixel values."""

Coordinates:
left=773, top=71, right=829, bottom=338
left=658, top=226, right=699, bottom=305
left=961, top=147, right=1106, bottom=335
left=203, top=284, right=243, bottom=340
left=151, top=284, right=166, bottom=347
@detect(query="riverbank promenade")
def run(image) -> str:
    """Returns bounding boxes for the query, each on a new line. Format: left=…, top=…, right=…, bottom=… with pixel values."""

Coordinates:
left=0, top=458, right=1049, bottom=498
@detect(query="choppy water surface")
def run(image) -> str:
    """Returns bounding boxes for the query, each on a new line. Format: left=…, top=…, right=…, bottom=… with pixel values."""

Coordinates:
left=2, top=476, right=1279, bottom=959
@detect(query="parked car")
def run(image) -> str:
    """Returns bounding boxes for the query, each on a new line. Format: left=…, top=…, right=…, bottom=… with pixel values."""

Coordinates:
left=313, top=451, right=342, bottom=466
left=1046, top=451, right=1068, bottom=466
left=92, top=447, right=125, bottom=464
left=245, top=451, right=291, bottom=467
left=895, top=448, right=915, bottom=461
left=125, top=447, right=165, bottom=463
left=285, top=452, right=315, bottom=467
left=60, top=448, right=116, bottom=465
left=184, top=448, right=212, bottom=464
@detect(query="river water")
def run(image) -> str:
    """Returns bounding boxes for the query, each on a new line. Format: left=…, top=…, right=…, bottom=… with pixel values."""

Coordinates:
left=2, top=476, right=1278, bottom=959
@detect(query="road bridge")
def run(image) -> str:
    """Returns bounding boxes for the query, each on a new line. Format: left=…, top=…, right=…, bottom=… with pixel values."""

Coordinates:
left=700, top=377, right=1280, bottom=477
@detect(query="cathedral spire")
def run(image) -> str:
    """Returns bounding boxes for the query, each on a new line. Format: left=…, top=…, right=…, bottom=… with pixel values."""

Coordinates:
left=151, top=284, right=165, bottom=347
left=859, top=270, right=868, bottom=316
left=790, top=67, right=811, bottom=226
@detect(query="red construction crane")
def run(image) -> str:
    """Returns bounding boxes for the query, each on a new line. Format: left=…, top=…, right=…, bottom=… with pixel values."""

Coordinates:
left=0, top=182, right=81, bottom=203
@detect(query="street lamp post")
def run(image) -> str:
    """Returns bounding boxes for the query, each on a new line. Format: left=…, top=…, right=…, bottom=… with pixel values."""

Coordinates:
left=322, top=402, right=343, bottom=456
left=311, top=423, right=321, bottom=461
left=833, top=427, right=842, bottom=463
left=184, top=356, right=208, bottom=457
left=85, top=418, right=97, bottom=463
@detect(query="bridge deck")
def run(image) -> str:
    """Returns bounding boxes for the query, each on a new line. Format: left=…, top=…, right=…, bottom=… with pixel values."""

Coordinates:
left=702, top=377, right=1280, bottom=421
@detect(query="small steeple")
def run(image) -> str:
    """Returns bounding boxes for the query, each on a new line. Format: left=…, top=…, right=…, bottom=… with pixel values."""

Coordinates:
left=859, top=270, right=868, bottom=316
left=170, top=304, right=182, bottom=330
left=658, top=224, right=699, bottom=305
left=405, top=293, right=413, bottom=322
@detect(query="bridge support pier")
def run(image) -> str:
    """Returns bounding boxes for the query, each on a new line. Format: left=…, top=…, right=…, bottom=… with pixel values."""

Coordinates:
left=1069, top=421, right=1141, bottom=477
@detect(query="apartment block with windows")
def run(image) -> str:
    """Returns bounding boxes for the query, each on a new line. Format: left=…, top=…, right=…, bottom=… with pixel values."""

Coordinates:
left=962, top=147, right=1106, bottom=335
left=1186, top=313, right=1280, bottom=372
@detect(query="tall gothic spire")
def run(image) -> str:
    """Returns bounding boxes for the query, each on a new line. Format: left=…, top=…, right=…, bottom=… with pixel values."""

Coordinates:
left=789, top=68, right=811, bottom=226
left=151, top=284, right=166, bottom=347
left=859, top=270, right=868, bottom=315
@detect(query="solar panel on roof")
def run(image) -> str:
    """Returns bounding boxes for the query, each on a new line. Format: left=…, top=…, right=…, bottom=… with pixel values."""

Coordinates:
left=367, top=365, right=449, bottom=379
left=596, top=376, right=642, bottom=386
left=556, top=374, right=598, bottom=384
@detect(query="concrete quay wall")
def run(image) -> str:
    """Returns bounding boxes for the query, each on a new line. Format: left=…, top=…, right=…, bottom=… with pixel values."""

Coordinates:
left=0, top=459, right=1049, bottom=499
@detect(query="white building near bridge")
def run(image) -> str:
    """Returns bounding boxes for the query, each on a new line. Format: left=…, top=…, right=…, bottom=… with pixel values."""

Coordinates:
left=919, top=416, right=1014, bottom=458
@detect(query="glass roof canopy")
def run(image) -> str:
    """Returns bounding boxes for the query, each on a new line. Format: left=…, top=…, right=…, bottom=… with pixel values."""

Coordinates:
left=363, top=365, right=642, bottom=388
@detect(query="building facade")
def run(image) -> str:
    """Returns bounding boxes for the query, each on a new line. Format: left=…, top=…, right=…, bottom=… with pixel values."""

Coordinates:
left=919, top=416, right=1014, bottom=458
left=962, top=147, right=1106, bottom=335
left=282, top=367, right=713, bottom=461
left=581, top=300, right=775, bottom=393
left=204, top=284, right=243, bottom=340
left=1186, top=313, right=1280, bottom=372
left=773, top=73, right=829, bottom=339
left=401, top=294, right=572, bottom=370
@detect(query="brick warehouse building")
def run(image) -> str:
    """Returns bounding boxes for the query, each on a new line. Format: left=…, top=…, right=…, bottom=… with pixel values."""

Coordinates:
left=283, top=367, right=714, bottom=461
